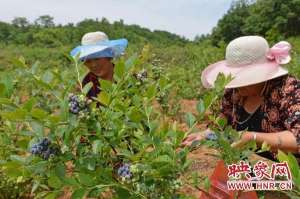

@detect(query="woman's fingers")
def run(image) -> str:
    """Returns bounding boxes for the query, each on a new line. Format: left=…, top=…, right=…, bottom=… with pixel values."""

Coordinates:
left=181, top=139, right=194, bottom=146
left=181, top=138, right=191, bottom=146
left=231, top=133, right=252, bottom=148
left=182, top=140, right=197, bottom=147
left=183, top=134, right=196, bottom=142
left=181, top=133, right=203, bottom=147
left=231, top=140, right=246, bottom=148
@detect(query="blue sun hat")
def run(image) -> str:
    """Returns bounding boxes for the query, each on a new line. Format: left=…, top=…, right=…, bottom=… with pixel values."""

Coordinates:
left=70, top=31, right=128, bottom=61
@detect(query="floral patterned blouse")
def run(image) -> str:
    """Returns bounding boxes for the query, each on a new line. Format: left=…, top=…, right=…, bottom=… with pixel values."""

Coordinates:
left=221, top=75, right=300, bottom=154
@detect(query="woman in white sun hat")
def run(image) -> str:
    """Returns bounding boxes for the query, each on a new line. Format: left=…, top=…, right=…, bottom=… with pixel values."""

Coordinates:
left=70, top=31, right=128, bottom=98
left=183, top=36, right=300, bottom=159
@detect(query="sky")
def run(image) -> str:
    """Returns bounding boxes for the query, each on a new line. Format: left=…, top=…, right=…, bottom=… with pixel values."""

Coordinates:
left=0, top=0, right=233, bottom=39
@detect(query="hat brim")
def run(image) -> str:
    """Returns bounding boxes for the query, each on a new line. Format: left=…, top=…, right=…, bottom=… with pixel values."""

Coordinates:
left=70, top=39, right=128, bottom=61
left=201, top=60, right=288, bottom=89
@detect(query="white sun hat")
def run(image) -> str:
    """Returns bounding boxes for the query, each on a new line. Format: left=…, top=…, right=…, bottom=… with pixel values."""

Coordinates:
left=201, top=36, right=291, bottom=88
left=70, top=31, right=128, bottom=61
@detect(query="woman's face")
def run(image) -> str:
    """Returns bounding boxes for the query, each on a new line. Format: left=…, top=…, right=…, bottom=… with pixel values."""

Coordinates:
left=84, top=57, right=113, bottom=77
left=237, top=82, right=265, bottom=97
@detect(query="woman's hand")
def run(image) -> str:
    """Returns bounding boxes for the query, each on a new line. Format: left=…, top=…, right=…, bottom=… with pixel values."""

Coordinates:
left=231, top=131, right=254, bottom=148
left=231, top=131, right=298, bottom=152
left=181, top=130, right=210, bottom=146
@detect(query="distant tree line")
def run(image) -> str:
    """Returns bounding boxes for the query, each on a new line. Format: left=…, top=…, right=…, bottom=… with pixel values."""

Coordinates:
left=1, top=0, right=299, bottom=48
left=0, top=15, right=189, bottom=48
left=210, top=0, right=300, bottom=45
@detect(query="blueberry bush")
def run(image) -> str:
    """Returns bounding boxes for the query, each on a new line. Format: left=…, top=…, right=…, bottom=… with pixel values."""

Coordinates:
left=0, top=50, right=191, bottom=199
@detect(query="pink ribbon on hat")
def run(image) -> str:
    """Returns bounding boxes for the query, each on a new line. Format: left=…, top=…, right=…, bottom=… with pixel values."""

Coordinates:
left=266, top=41, right=292, bottom=64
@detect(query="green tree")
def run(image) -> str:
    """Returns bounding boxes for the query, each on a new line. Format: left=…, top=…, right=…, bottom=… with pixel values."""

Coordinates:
left=243, top=0, right=300, bottom=39
left=0, top=15, right=188, bottom=48
left=0, top=22, right=14, bottom=44
left=12, top=17, right=30, bottom=28
left=34, top=15, right=55, bottom=28
left=211, top=0, right=300, bottom=44
left=211, top=0, right=253, bottom=45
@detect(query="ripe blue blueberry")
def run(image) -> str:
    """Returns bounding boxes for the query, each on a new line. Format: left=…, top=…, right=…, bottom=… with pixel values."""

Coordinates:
left=117, top=163, right=132, bottom=179
left=68, top=93, right=89, bottom=115
left=30, top=138, right=57, bottom=160
left=205, top=131, right=218, bottom=141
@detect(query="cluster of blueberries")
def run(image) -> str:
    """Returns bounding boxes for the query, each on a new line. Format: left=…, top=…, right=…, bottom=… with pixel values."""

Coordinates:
left=117, top=163, right=132, bottom=179
left=30, top=138, right=57, bottom=160
left=134, top=70, right=148, bottom=82
left=68, top=94, right=89, bottom=114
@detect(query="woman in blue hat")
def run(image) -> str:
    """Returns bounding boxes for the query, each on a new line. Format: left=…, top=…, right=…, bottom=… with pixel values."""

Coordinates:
left=70, top=31, right=128, bottom=98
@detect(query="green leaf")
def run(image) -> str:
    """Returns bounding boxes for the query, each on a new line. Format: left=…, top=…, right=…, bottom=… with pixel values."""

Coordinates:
left=0, top=74, right=14, bottom=97
left=287, top=153, right=300, bottom=179
left=154, top=155, right=172, bottom=163
left=31, top=181, right=40, bottom=194
left=197, top=99, right=205, bottom=114
left=62, top=177, right=79, bottom=186
left=82, top=82, right=93, bottom=95
left=114, top=61, right=125, bottom=79
left=278, top=152, right=300, bottom=188
left=203, top=93, right=214, bottom=109
left=259, top=141, right=271, bottom=153
left=30, top=121, right=44, bottom=137
left=59, top=99, right=69, bottom=121
left=216, top=117, right=227, bottom=129
left=29, top=161, right=48, bottom=174
left=3, top=161, right=23, bottom=177
left=125, top=54, right=138, bottom=70
left=71, top=188, right=86, bottom=199
left=10, top=155, right=27, bottom=164
left=31, top=108, right=48, bottom=120
left=86, top=158, right=96, bottom=171
left=215, top=73, right=230, bottom=92
left=277, top=150, right=289, bottom=163
left=146, top=84, right=157, bottom=99
left=185, top=112, right=196, bottom=128
left=55, top=162, right=66, bottom=178
left=0, top=83, right=5, bottom=96
left=30, top=61, right=40, bottom=74
left=0, top=97, right=17, bottom=107
left=42, top=71, right=53, bottom=84
left=191, top=172, right=200, bottom=187
left=98, top=91, right=110, bottom=106
left=22, top=97, right=37, bottom=111
left=92, top=140, right=103, bottom=154
left=1, top=109, right=27, bottom=120
left=115, top=187, right=131, bottom=199
left=33, top=75, right=52, bottom=90
left=204, top=177, right=211, bottom=192
left=128, top=108, right=142, bottom=122
left=48, top=175, right=62, bottom=189
left=100, top=79, right=112, bottom=91
left=118, top=149, right=133, bottom=159
left=77, top=173, right=94, bottom=186
left=35, top=191, right=48, bottom=199
left=11, top=56, right=27, bottom=68
left=148, top=121, right=159, bottom=133
left=48, top=115, right=61, bottom=124
left=44, top=192, right=58, bottom=199
left=158, top=76, right=168, bottom=89
left=114, top=99, right=127, bottom=112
